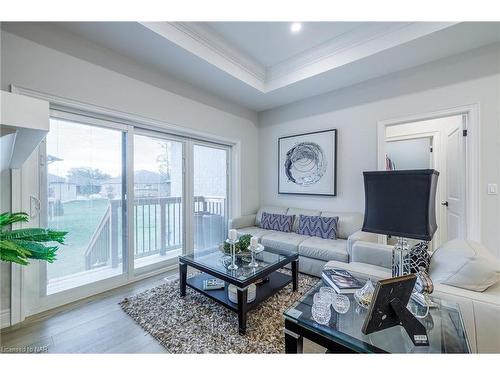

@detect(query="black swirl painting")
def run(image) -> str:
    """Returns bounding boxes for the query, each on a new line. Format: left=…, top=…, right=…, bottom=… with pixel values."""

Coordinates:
left=284, top=142, right=327, bottom=186
left=278, top=129, right=337, bottom=196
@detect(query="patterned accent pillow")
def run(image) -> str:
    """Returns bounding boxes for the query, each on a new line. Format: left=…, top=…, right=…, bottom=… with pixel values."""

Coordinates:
left=297, top=214, right=338, bottom=240
left=260, top=212, right=295, bottom=233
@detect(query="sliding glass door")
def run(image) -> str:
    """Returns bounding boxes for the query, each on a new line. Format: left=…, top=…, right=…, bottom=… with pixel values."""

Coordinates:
left=133, top=132, right=184, bottom=270
left=34, top=110, right=232, bottom=312
left=192, top=143, right=229, bottom=253
left=45, top=115, right=127, bottom=295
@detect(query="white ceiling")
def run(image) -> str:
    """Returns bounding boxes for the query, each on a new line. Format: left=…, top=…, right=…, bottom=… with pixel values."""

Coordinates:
left=206, top=22, right=366, bottom=67
left=9, top=22, right=500, bottom=112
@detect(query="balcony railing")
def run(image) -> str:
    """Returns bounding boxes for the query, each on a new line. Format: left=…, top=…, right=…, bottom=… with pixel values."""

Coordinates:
left=84, top=195, right=226, bottom=270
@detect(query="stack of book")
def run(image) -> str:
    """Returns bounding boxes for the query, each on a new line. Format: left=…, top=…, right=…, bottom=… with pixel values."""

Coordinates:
left=322, top=268, right=363, bottom=294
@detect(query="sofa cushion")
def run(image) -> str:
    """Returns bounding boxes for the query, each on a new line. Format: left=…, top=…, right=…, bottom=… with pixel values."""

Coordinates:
left=287, top=208, right=321, bottom=232
left=260, top=231, right=308, bottom=253
left=320, top=211, right=363, bottom=240
left=430, top=239, right=500, bottom=292
left=297, top=214, right=338, bottom=240
left=298, top=237, right=348, bottom=263
left=256, top=206, right=288, bottom=227
left=236, top=226, right=272, bottom=241
left=260, top=212, right=295, bottom=232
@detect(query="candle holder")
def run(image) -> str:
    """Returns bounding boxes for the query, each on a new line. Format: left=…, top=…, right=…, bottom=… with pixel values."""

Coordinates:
left=225, top=238, right=239, bottom=270
left=247, top=244, right=260, bottom=268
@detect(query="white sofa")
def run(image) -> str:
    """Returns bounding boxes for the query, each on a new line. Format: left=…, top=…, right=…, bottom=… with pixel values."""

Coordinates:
left=324, top=240, right=500, bottom=353
left=229, top=206, right=376, bottom=275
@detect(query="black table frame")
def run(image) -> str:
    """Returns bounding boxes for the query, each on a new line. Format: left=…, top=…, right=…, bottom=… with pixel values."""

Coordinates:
left=179, top=250, right=299, bottom=335
left=284, top=318, right=387, bottom=353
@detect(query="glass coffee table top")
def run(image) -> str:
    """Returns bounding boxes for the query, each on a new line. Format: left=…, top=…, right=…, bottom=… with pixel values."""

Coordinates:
left=284, top=280, right=471, bottom=353
left=179, top=247, right=296, bottom=283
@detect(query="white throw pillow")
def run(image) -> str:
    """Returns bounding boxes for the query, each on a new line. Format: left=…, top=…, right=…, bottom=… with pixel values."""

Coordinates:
left=429, top=240, right=500, bottom=292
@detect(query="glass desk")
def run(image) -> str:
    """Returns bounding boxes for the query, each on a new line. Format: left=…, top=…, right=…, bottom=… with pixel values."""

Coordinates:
left=283, top=280, right=471, bottom=353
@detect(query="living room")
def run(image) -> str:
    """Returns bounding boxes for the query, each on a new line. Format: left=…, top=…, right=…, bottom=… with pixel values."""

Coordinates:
left=1, top=1, right=499, bottom=371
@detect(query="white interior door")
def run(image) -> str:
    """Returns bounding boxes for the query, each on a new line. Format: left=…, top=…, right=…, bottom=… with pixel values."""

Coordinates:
left=442, top=117, right=466, bottom=241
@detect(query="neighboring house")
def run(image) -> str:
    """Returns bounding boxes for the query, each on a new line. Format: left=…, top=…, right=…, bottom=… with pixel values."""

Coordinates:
left=48, top=173, right=77, bottom=202
left=101, top=170, right=171, bottom=199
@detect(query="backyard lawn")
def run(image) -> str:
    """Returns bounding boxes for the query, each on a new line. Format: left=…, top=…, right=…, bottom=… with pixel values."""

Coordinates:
left=47, top=199, right=110, bottom=279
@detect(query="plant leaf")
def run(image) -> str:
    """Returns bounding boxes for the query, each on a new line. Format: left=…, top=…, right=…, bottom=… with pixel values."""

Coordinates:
left=14, top=240, right=59, bottom=263
left=0, top=240, right=31, bottom=265
left=0, top=212, right=29, bottom=227
left=1, top=228, right=68, bottom=244
left=0, top=249, right=29, bottom=265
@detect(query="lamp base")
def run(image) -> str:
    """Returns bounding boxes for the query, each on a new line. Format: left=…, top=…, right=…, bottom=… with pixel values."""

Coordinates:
left=392, top=237, right=410, bottom=277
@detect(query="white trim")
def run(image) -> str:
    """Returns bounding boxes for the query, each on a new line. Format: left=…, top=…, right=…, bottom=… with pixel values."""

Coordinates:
left=0, top=309, right=10, bottom=329
left=377, top=104, right=481, bottom=242
left=10, top=168, right=25, bottom=326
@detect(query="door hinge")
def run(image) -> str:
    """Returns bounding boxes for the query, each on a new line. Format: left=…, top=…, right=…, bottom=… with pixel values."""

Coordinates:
left=463, top=129, right=468, bottom=137
left=430, top=147, right=433, bottom=153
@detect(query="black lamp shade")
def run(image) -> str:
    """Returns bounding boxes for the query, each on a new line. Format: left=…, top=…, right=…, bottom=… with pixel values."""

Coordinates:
left=362, top=169, right=439, bottom=241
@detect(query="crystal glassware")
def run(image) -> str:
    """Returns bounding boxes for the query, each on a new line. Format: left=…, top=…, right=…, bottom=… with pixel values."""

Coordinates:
left=354, top=279, right=375, bottom=309
left=311, top=301, right=331, bottom=325
left=332, top=294, right=350, bottom=314
left=319, top=287, right=337, bottom=304
left=313, top=292, right=331, bottom=306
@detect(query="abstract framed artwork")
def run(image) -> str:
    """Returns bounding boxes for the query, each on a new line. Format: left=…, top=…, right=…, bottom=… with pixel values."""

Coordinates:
left=278, top=129, right=337, bottom=196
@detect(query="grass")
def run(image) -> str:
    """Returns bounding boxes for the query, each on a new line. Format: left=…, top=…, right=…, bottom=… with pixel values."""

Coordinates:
left=47, top=199, right=109, bottom=279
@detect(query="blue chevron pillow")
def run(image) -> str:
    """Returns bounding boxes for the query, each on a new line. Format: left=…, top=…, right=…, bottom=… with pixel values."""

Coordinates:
left=297, top=215, right=338, bottom=240
left=260, top=212, right=295, bottom=232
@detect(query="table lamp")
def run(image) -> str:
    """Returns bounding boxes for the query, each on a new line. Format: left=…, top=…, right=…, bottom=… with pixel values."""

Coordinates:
left=362, top=169, right=439, bottom=277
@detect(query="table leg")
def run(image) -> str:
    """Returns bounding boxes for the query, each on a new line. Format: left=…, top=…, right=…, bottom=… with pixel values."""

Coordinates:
left=292, top=259, right=299, bottom=291
left=284, top=324, right=303, bottom=353
left=179, top=262, right=187, bottom=297
left=237, top=288, right=248, bottom=335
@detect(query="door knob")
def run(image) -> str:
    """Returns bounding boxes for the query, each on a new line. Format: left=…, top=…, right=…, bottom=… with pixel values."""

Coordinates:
left=441, top=201, right=449, bottom=207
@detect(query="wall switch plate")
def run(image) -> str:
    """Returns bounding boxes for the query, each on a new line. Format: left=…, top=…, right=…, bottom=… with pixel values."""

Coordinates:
left=487, top=183, right=498, bottom=195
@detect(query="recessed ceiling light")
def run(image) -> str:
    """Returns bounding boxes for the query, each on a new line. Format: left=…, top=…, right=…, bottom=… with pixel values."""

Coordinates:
left=290, top=22, right=302, bottom=33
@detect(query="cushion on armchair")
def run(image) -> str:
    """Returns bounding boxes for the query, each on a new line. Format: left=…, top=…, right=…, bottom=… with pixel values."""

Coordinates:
left=430, top=240, right=500, bottom=292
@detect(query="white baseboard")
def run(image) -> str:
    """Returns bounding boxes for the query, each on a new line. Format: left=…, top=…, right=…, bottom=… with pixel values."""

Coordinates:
left=1, top=309, right=11, bottom=329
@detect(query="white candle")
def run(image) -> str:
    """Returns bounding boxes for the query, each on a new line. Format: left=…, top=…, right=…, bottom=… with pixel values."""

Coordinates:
left=250, top=236, right=258, bottom=248
left=228, top=229, right=237, bottom=241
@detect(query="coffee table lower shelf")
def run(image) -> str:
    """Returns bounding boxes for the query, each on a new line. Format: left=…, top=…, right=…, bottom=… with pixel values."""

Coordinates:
left=184, top=271, right=292, bottom=334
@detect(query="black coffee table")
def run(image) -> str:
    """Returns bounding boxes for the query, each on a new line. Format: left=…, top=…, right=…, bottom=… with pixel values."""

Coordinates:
left=179, top=247, right=299, bottom=335
left=283, top=280, right=471, bottom=353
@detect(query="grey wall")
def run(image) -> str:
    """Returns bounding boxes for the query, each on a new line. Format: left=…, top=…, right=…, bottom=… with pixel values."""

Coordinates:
left=259, top=43, right=500, bottom=256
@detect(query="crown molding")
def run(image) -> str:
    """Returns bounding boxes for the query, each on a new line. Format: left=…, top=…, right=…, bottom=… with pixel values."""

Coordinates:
left=266, top=22, right=458, bottom=90
left=140, top=22, right=458, bottom=94
left=140, top=22, right=266, bottom=91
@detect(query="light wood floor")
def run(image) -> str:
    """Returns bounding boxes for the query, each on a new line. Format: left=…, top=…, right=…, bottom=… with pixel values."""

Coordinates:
left=0, top=270, right=324, bottom=354
left=0, top=272, right=174, bottom=353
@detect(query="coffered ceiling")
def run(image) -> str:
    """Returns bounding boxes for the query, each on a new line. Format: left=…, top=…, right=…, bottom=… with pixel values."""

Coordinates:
left=7, top=22, right=500, bottom=111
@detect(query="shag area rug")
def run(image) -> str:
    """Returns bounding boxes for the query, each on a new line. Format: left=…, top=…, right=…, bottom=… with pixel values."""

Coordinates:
left=120, top=271, right=318, bottom=353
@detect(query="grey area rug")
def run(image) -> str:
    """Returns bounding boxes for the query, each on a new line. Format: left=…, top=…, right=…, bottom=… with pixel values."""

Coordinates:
left=119, top=271, right=318, bottom=353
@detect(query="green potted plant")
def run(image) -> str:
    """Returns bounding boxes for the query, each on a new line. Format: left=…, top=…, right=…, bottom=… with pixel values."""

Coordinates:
left=0, top=212, right=67, bottom=265
left=220, top=234, right=252, bottom=257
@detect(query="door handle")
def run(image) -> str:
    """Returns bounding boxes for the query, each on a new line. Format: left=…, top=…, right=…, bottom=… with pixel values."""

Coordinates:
left=441, top=201, right=449, bottom=207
